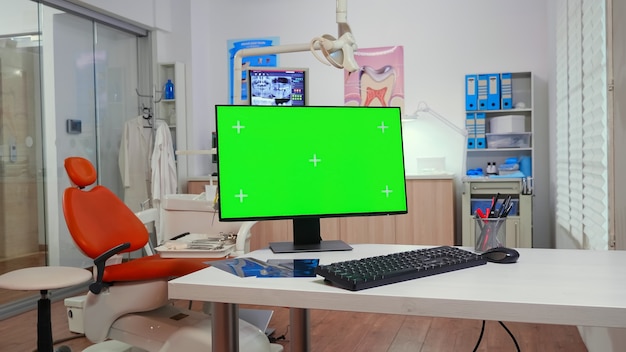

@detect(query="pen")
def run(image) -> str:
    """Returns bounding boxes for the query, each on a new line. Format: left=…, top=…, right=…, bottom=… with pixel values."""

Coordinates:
left=502, top=201, right=514, bottom=217
left=170, top=232, right=190, bottom=241
left=488, top=193, right=500, bottom=218
left=474, top=210, right=485, bottom=230
left=495, top=195, right=509, bottom=218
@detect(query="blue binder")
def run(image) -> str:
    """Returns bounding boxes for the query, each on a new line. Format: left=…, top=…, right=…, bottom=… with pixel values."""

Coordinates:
left=465, top=75, right=478, bottom=111
left=486, top=73, right=500, bottom=110
left=477, top=74, right=489, bottom=110
left=475, top=113, right=486, bottom=149
left=500, top=73, right=513, bottom=109
left=466, top=113, right=476, bottom=149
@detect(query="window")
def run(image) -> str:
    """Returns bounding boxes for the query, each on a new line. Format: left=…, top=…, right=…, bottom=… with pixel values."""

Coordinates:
left=555, top=0, right=609, bottom=249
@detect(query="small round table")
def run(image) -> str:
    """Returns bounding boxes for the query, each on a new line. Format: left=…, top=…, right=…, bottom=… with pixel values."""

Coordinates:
left=0, top=266, right=92, bottom=352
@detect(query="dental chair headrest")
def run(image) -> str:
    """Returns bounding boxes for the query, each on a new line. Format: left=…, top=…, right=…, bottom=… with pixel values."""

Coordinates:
left=65, top=157, right=97, bottom=188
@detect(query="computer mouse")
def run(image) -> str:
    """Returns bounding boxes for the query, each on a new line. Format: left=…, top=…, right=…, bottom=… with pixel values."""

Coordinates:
left=481, top=247, right=520, bottom=264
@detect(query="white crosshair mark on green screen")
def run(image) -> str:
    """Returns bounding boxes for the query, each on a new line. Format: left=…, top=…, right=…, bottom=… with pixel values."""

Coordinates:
left=309, top=154, right=321, bottom=167
left=232, top=120, right=245, bottom=134
left=235, top=189, right=248, bottom=203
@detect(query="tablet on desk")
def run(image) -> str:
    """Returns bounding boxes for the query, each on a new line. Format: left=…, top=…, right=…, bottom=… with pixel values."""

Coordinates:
left=210, top=257, right=319, bottom=278
left=267, top=259, right=319, bottom=277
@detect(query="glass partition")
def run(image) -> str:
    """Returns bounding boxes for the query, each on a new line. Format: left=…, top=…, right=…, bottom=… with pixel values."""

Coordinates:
left=0, top=0, right=44, bottom=307
left=0, top=0, right=144, bottom=311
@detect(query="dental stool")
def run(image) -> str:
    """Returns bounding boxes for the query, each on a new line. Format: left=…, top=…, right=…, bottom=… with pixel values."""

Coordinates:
left=0, top=266, right=92, bottom=352
left=62, top=157, right=277, bottom=351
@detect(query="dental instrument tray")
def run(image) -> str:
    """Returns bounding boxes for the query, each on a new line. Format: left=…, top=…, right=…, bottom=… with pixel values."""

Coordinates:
left=155, top=233, right=236, bottom=258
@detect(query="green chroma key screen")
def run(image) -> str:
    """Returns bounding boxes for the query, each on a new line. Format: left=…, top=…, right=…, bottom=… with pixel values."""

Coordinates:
left=215, top=105, right=408, bottom=221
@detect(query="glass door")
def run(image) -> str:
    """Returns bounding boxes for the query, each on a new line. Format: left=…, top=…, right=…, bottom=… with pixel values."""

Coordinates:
left=40, top=7, right=141, bottom=268
left=0, top=0, right=44, bottom=306
left=0, top=1, right=144, bottom=309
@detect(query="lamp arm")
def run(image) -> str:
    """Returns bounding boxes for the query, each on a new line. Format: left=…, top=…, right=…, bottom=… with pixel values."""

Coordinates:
left=410, top=102, right=469, bottom=175
left=232, top=0, right=357, bottom=105
left=424, top=108, right=469, bottom=177
left=424, top=108, right=468, bottom=138
left=336, top=0, right=347, bottom=23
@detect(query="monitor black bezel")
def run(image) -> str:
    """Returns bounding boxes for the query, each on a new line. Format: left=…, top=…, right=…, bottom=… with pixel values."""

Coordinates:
left=214, top=104, right=408, bottom=253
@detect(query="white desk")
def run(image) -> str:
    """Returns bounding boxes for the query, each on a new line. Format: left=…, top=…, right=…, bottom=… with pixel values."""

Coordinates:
left=169, top=244, right=626, bottom=351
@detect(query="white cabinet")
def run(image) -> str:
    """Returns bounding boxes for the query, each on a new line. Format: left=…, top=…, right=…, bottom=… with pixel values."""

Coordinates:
left=157, top=62, right=187, bottom=192
left=461, top=179, right=532, bottom=248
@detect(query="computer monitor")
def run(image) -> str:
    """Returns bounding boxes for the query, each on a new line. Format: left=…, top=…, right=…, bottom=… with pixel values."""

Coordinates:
left=248, top=67, right=307, bottom=106
left=215, top=105, right=408, bottom=253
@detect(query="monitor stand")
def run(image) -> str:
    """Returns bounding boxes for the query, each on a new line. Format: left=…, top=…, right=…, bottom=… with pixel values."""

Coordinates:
left=269, top=240, right=353, bottom=253
left=268, top=217, right=353, bottom=253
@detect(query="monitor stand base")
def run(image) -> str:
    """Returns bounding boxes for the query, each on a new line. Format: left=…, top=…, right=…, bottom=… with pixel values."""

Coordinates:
left=269, top=240, right=353, bottom=253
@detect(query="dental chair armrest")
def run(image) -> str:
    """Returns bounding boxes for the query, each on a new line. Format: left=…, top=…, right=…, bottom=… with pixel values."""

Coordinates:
left=90, top=242, right=131, bottom=294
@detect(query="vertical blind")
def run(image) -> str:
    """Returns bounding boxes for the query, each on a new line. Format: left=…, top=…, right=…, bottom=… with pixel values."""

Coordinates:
left=555, top=0, right=609, bottom=249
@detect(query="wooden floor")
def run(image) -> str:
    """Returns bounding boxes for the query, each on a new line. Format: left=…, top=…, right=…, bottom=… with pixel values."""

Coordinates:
left=0, top=297, right=588, bottom=352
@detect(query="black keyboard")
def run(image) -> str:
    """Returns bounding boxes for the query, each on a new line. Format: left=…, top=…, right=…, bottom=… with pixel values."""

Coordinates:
left=315, top=246, right=487, bottom=291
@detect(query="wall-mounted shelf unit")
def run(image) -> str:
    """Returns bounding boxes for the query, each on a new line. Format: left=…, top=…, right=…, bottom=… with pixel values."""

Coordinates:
left=158, top=62, right=187, bottom=192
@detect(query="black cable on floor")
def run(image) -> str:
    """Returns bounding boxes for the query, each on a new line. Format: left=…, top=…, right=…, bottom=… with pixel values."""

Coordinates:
left=472, top=320, right=520, bottom=352
left=498, top=321, right=521, bottom=352
left=472, top=320, right=486, bottom=352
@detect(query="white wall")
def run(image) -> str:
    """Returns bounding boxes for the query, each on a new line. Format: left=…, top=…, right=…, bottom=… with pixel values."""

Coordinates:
left=0, top=1, right=38, bottom=34
left=73, top=0, right=171, bottom=31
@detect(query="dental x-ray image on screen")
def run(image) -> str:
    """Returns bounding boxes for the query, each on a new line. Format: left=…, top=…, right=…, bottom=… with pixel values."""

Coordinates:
left=215, top=105, right=407, bottom=253
left=248, top=67, right=307, bottom=106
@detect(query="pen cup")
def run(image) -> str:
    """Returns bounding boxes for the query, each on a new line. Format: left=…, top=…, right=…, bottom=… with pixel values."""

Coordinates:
left=474, top=216, right=506, bottom=253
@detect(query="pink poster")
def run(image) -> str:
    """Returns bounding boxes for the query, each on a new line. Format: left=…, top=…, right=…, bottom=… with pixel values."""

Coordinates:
left=344, top=46, right=405, bottom=114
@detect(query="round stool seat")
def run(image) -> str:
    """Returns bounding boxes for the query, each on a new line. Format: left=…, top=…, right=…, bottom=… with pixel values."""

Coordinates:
left=0, top=266, right=92, bottom=352
left=0, top=266, right=92, bottom=291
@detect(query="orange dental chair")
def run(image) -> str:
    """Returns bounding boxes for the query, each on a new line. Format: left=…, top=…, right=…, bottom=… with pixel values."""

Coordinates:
left=62, top=157, right=274, bottom=351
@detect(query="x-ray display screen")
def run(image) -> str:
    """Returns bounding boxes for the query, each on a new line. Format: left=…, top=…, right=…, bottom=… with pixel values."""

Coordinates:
left=248, top=67, right=307, bottom=106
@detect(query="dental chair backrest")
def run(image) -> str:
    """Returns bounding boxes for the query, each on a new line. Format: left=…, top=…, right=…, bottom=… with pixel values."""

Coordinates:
left=63, top=157, right=148, bottom=258
left=62, top=157, right=210, bottom=295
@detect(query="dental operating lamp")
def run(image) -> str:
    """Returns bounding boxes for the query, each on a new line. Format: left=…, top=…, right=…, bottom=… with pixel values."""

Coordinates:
left=232, top=0, right=359, bottom=105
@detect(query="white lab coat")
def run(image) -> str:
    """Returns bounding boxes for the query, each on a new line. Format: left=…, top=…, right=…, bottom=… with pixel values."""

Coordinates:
left=151, top=121, right=177, bottom=206
left=118, top=116, right=153, bottom=212
left=151, top=122, right=177, bottom=244
left=118, top=116, right=176, bottom=214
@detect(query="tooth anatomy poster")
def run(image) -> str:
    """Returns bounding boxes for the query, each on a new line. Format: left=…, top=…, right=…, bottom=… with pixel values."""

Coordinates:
left=344, top=46, right=405, bottom=115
